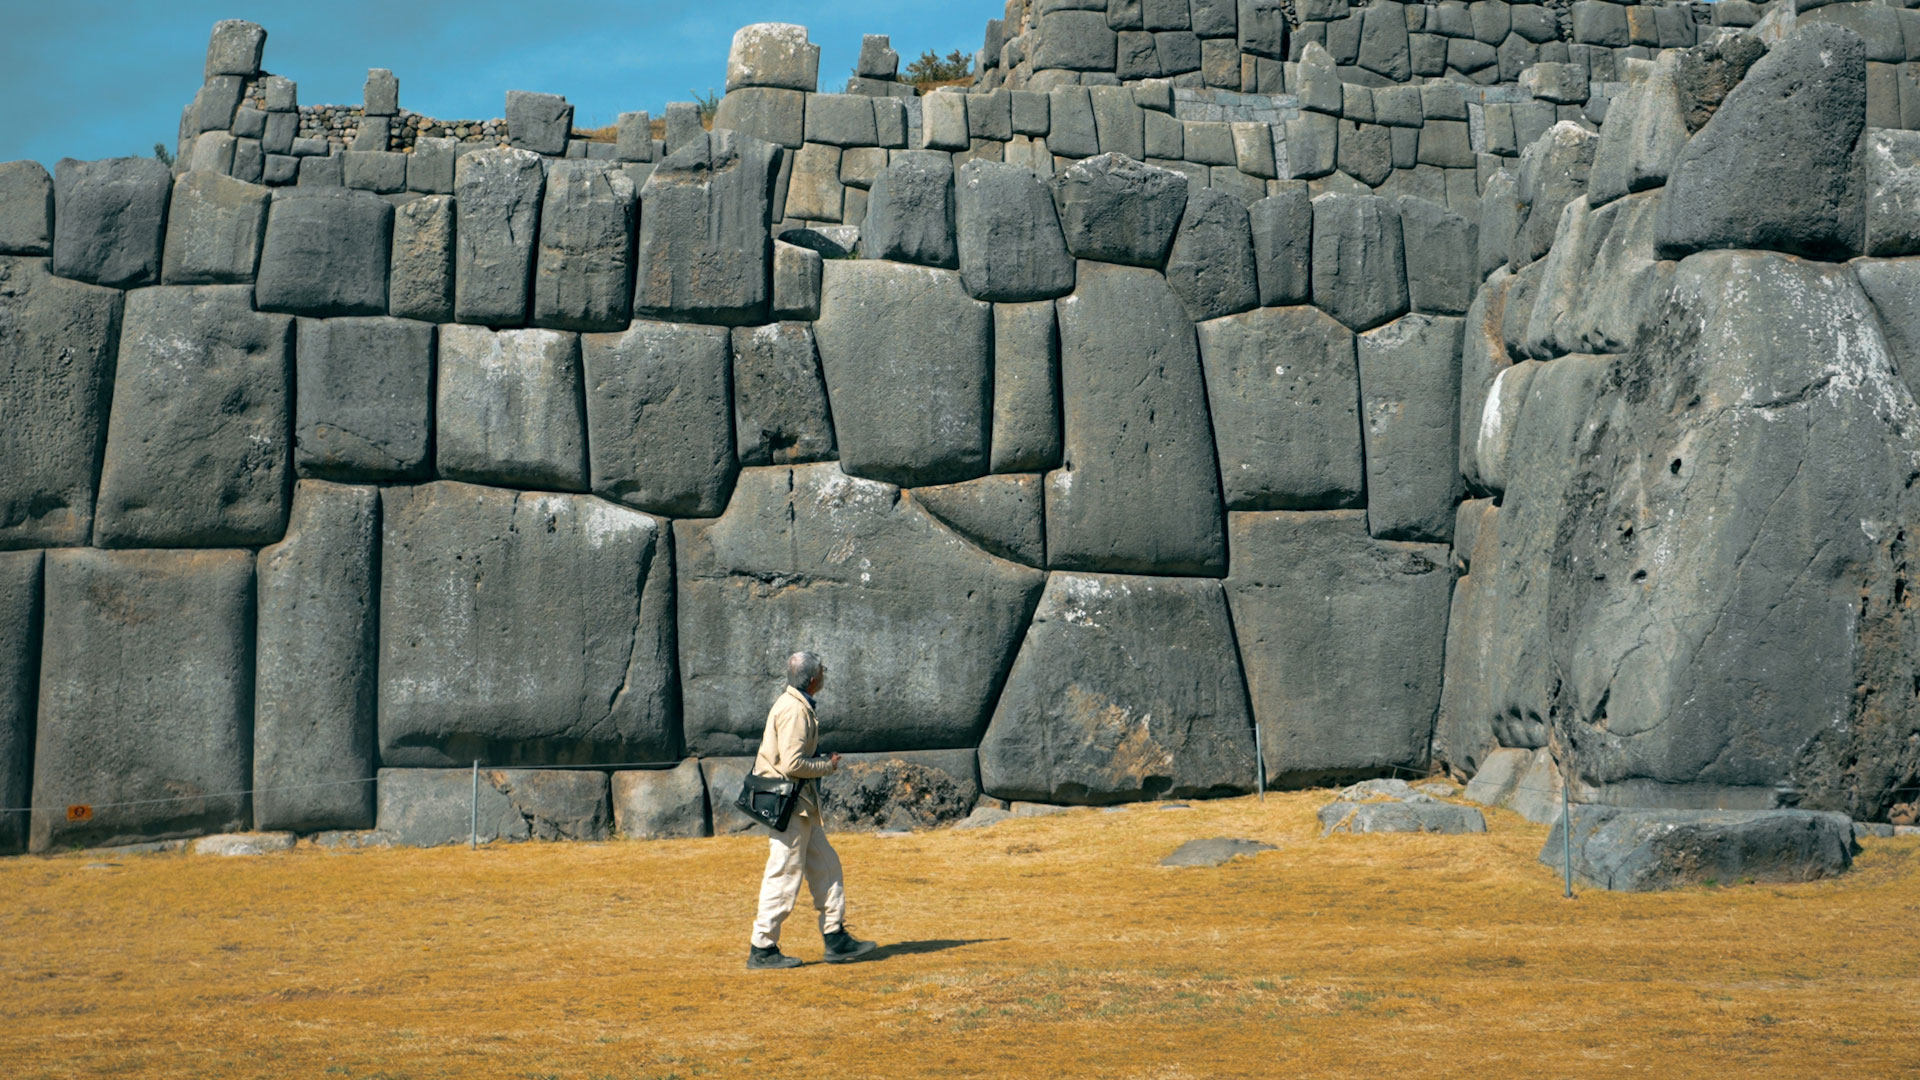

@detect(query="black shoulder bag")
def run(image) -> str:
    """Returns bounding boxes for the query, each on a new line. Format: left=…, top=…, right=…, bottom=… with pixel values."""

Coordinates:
left=735, top=772, right=801, bottom=831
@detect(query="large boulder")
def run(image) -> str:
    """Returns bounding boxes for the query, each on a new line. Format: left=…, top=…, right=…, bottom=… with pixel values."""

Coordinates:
left=255, top=187, right=393, bottom=318
left=1226, top=511, right=1451, bottom=786
left=676, top=464, right=1045, bottom=755
left=1049, top=153, right=1190, bottom=268
left=729, top=322, right=837, bottom=466
left=93, top=285, right=294, bottom=548
left=1165, top=188, right=1258, bottom=322
left=819, top=749, right=981, bottom=831
left=51, top=157, right=170, bottom=288
left=1051, top=262, right=1226, bottom=576
left=978, top=572, right=1259, bottom=804
left=376, top=768, right=612, bottom=847
left=255, top=481, right=378, bottom=833
left=1397, top=196, right=1477, bottom=317
left=0, top=256, right=122, bottom=548
left=991, top=301, right=1063, bottom=474
left=1319, top=784, right=1488, bottom=835
left=1655, top=24, right=1867, bottom=261
left=0, top=551, right=39, bottom=855
left=1541, top=806, right=1855, bottom=891
left=611, top=761, right=711, bottom=839
left=435, top=325, right=588, bottom=491
left=814, top=260, right=992, bottom=487
left=454, top=147, right=545, bottom=326
left=533, top=161, right=637, bottom=331
left=1356, top=313, right=1463, bottom=542
left=160, top=171, right=269, bottom=285
left=31, top=549, right=253, bottom=852
left=1310, top=192, right=1407, bottom=332
left=378, top=482, right=678, bottom=766
left=862, top=151, right=958, bottom=269
left=727, top=23, right=820, bottom=92
left=581, top=320, right=737, bottom=517
left=634, top=130, right=779, bottom=326
left=294, top=316, right=434, bottom=482
left=954, top=160, right=1076, bottom=302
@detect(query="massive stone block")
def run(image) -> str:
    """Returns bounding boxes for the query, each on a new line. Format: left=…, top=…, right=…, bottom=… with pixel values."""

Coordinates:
left=294, top=316, right=434, bottom=482
left=911, top=473, right=1046, bottom=567
left=160, top=171, right=269, bottom=285
left=505, top=91, right=573, bottom=156
left=0, top=159, right=54, bottom=255
left=255, top=186, right=394, bottom=317
left=730, top=322, right=836, bottom=467
left=1032, top=10, right=1121, bottom=71
left=94, top=286, right=293, bottom=548
left=1196, top=305, right=1363, bottom=512
left=379, top=482, right=677, bottom=766
left=713, top=88, right=805, bottom=149
left=1513, top=122, right=1597, bottom=268
left=978, top=573, right=1258, bottom=804
left=32, top=549, right=253, bottom=852
left=533, top=161, right=636, bottom=332
left=255, top=481, right=378, bottom=833
left=1397, top=195, right=1476, bottom=317
left=1165, top=188, right=1258, bottom=322
left=1542, top=807, right=1855, bottom=891
left=390, top=194, right=455, bottom=323
left=634, top=131, right=778, bottom=326
left=1525, top=190, right=1672, bottom=359
left=1051, top=262, right=1225, bottom=576
left=435, top=325, right=588, bottom=492
left=955, top=160, right=1076, bottom=302
left=1310, top=192, right=1408, bottom=332
left=1226, top=511, right=1451, bottom=786
left=377, top=768, right=612, bottom=847
left=1250, top=188, right=1311, bottom=307
left=0, top=257, right=122, bottom=548
left=580, top=320, right=737, bottom=517
left=454, top=147, right=545, bottom=326
left=51, top=157, right=171, bottom=288
left=820, top=748, right=981, bottom=832
left=862, top=150, right=958, bottom=268
left=727, top=23, right=820, bottom=92
left=1434, top=501, right=1503, bottom=775
left=1050, top=153, right=1190, bottom=268
left=992, top=300, right=1063, bottom=474
left=815, top=260, right=992, bottom=487
left=1356, top=313, right=1463, bottom=543
left=611, top=761, right=711, bottom=839
left=677, top=464, right=1046, bottom=755
left=0, top=551, right=39, bottom=855
left=1587, top=52, right=1688, bottom=208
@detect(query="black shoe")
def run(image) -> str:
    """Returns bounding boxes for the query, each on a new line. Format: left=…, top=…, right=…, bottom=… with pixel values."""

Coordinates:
left=747, top=945, right=803, bottom=970
left=822, top=927, right=877, bottom=963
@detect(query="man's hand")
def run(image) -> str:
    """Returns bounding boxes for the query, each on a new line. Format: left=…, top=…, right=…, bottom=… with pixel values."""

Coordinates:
left=829, top=753, right=842, bottom=768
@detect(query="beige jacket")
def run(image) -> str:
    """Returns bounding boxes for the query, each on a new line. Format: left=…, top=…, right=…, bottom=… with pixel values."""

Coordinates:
left=751, top=686, right=838, bottom=820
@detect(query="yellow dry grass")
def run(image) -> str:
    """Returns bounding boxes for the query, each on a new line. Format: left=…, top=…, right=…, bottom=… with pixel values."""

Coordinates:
left=2, top=791, right=1916, bottom=1079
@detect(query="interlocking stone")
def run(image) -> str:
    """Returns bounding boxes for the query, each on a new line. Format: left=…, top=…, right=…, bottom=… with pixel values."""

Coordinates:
left=633, top=131, right=778, bottom=326
left=294, top=316, right=434, bottom=481
left=956, top=160, right=1076, bottom=301
left=51, top=157, right=171, bottom=288
left=730, top=322, right=837, bottom=467
left=580, top=320, right=738, bottom=517
left=454, top=147, right=545, bottom=326
left=257, top=186, right=393, bottom=317
left=533, top=161, right=637, bottom=332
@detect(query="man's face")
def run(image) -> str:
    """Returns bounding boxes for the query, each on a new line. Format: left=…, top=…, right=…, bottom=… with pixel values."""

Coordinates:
left=812, top=666, right=828, bottom=695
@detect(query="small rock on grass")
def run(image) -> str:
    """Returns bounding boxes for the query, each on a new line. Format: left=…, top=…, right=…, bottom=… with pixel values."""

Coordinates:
left=1161, top=837, right=1275, bottom=867
left=190, top=832, right=298, bottom=856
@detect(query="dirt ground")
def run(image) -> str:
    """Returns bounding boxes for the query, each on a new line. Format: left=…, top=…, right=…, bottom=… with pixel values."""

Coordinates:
left=1, top=790, right=1915, bottom=1079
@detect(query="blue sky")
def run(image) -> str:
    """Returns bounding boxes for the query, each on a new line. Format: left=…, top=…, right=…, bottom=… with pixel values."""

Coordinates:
left=0, top=1, right=993, bottom=167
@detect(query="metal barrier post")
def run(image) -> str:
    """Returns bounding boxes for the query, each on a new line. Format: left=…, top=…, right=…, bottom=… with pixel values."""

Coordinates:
left=1561, top=776, right=1574, bottom=899
left=1253, top=723, right=1266, bottom=801
left=470, top=761, right=479, bottom=850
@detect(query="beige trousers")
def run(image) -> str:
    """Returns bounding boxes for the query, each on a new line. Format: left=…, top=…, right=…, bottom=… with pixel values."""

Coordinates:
left=750, top=813, right=846, bottom=949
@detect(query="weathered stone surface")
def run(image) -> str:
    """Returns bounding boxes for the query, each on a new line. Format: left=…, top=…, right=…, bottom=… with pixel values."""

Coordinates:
left=377, top=768, right=612, bottom=847
left=911, top=473, right=1046, bottom=566
left=158, top=171, right=266, bottom=285
left=1479, top=167, right=1522, bottom=278
left=1357, top=314, right=1463, bottom=542
left=0, top=257, right=122, bottom=548
left=727, top=23, right=820, bottom=92
left=786, top=142, right=843, bottom=222
left=256, top=186, right=393, bottom=317
left=32, top=549, right=253, bottom=852
left=505, top=91, right=573, bottom=156
left=806, top=94, right=878, bottom=147
left=1865, top=129, right=1920, bottom=258
left=454, top=147, right=544, bottom=326
left=1249, top=188, right=1311, bottom=306
left=405, top=138, right=457, bottom=195
left=1052, top=262, right=1226, bottom=575
left=435, top=326, right=586, bottom=491
left=862, top=150, right=957, bottom=268
left=533, top=161, right=636, bottom=332
left=612, top=761, right=711, bottom=839
left=1397, top=195, right=1476, bottom=316
left=1238, top=0, right=1291, bottom=59
left=992, top=300, right=1063, bottom=474
left=380, top=482, right=676, bottom=766
left=956, top=160, right=1076, bottom=301
left=51, top=157, right=170, bottom=288
left=634, top=131, right=778, bottom=326
left=730, top=322, right=835, bottom=467
left=979, top=573, right=1259, bottom=804
left=343, top=151, right=406, bottom=193
left=0, top=551, right=39, bottom=854
left=294, top=316, right=433, bottom=482
left=1034, top=10, right=1121, bottom=71
left=1434, top=501, right=1503, bottom=775
left=1587, top=52, right=1688, bottom=208
left=255, top=481, right=378, bottom=833
left=190, top=832, right=297, bottom=857
left=389, top=194, right=454, bottom=323
left=205, top=19, right=266, bottom=77
left=1227, top=511, right=1451, bottom=785
left=815, top=260, right=992, bottom=487
left=1460, top=745, right=1563, bottom=824
left=1469, top=357, right=1540, bottom=498
left=0, top=160, right=53, bottom=255
left=1197, top=305, right=1362, bottom=511
left=1311, top=192, right=1408, bottom=331
left=1541, top=807, right=1855, bottom=891
left=820, top=749, right=981, bottom=831
left=772, top=239, right=821, bottom=321
left=1319, top=787, right=1487, bottom=835
left=94, top=286, right=292, bottom=547
left=1165, top=188, right=1258, bottom=322
left=1856, top=257, right=1920, bottom=405
left=1160, top=837, right=1275, bottom=867
left=1050, top=153, right=1190, bottom=268
left=1525, top=190, right=1671, bottom=358
left=700, top=756, right=763, bottom=835
left=1655, top=24, right=1867, bottom=261
left=1513, top=122, right=1597, bottom=267
left=580, top=320, right=737, bottom=517
left=677, top=464, right=1045, bottom=754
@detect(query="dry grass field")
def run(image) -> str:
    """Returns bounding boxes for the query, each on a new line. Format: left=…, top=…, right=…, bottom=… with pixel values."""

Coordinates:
left=1, top=790, right=1916, bottom=1079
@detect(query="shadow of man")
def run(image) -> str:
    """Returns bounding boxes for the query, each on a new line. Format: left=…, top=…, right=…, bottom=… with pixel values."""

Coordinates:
left=856, top=938, right=1006, bottom=962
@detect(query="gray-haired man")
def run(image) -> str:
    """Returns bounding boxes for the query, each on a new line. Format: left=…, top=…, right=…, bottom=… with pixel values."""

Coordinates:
left=746, top=651, right=877, bottom=970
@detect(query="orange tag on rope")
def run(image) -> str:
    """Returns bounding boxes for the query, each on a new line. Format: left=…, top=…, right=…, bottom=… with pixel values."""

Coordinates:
left=66, top=805, right=92, bottom=822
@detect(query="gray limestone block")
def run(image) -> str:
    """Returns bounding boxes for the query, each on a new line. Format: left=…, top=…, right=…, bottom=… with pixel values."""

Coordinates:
left=1337, top=120, right=1392, bottom=187
left=1470, top=356, right=1538, bottom=497
left=839, top=147, right=888, bottom=189
left=160, top=170, right=268, bottom=285
left=1197, top=305, right=1362, bottom=510
left=1034, top=10, right=1121, bottom=70
left=1185, top=121, right=1235, bottom=167
left=1120, top=30, right=1162, bottom=79
left=727, top=23, right=820, bottom=92
left=979, top=572, right=1257, bottom=803
left=787, top=143, right=844, bottom=223
left=1479, top=167, right=1521, bottom=278
left=1356, top=313, right=1463, bottom=542
left=31, top=549, right=253, bottom=853
left=875, top=97, right=910, bottom=149
left=231, top=139, right=264, bottom=185
left=351, top=117, right=391, bottom=153
left=454, top=147, right=545, bottom=326
left=380, top=482, right=677, bottom=766
left=862, top=150, right=957, bottom=268
left=1520, top=61, right=1590, bottom=106
left=1199, top=38, right=1239, bottom=86
left=205, top=19, right=266, bottom=77
left=1052, top=262, right=1225, bottom=574
left=0, top=551, right=39, bottom=853
left=816, top=260, right=992, bottom=487
left=51, top=157, right=170, bottom=288
left=1801, top=2, right=1905, bottom=63
left=1397, top=195, right=1477, bottom=316
left=254, top=481, right=379, bottom=833
left=256, top=186, right=393, bottom=317
left=1110, top=0, right=1145, bottom=30
left=389, top=194, right=455, bottom=323
left=1283, top=111, right=1338, bottom=180
left=1154, top=30, right=1202, bottom=74
left=772, top=239, right=822, bottom=320
left=634, top=130, right=778, bottom=326
left=343, top=150, right=407, bottom=194
left=1391, top=125, right=1421, bottom=170
left=1191, top=0, right=1238, bottom=37
left=1856, top=257, right=1920, bottom=405
left=0, top=257, right=122, bottom=548
left=807, top=94, right=880, bottom=147
left=1050, top=153, right=1189, bottom=268
left=1143, top=107, right=1183, bottom=162
left=294, top=316, right=434, bottom=481
left=1319, top=795, right=1486, bottom=835
left=1048, top=88, right=1101, bottom=158
left=1510, top=4, right=1558, bottom=42
left=262, top=74, right=297, bottom=113
left=1250, top=188, right=1312, bottom=306
left=263, top=113, right=298, bottom=157
left=94, top=286, right=292, bottom=547
left=193, top=77, right=246, bottom=135
left=1234, top=121, right=1279, bottom=180
left=956, top=160, right=1076, bottom=302
left=967, top=91, right=1015, bottom=143
left=1542, top=807, right=1855, bottom=891
left=1433, top=501, right=1501, bottom=771
left=730, top=322, right=836, bottom=466
left=0, top=160, right=53, bottom=255
left=1228, top=510, right=1449, bottom=784
left=858, top=34, right=900, bottom=79
left=1417, top=119, right=1474, bottom=168
left=992, top=300, right=1064, bottom=474
left=1142, top=0, right=1189, bottom=31
left=291, top=137, right=329, bottom=158
left=1239, top=0, right=1292, bottom=58
left=1865, top=130, right=1920, bottom=258
left=1410, top=33, right=1448, bottom=76
left=364, top=69, right=399, bottom=117
left=1448, top=36, right=1497, bottom=74
left=506, top=90, right=574, bottom=156
left=676, top=463, right=1045, bottom=754
left=1526, top=189, right=1669, bottom=358
left=1357, top=3, right=1413, bottom=81
left=1090, top=86, right=1147, bottom=160
left=820, top=749, right=981, bottom=832
left=190, top=131, right=238, bottom=175
left=663, top=103, right=705, bottom=157
left=1012, top=90, right=1051, bottom=135
left=1656, top=25, right=1866, bottom=262
left=1166, top=187, right=1258, bottom=322
left=297, top=155, right=342, bottom=193
left=406, top=138, right=458, bottom=195
left=912, top=473, right=1046, bottom=566
left=920, top=92, right=970, bottom=152
left=533, top=161, right=636, bottom=332
left=1310, top=192, right=1408, bottom=331
left=700, top=756, right=763, bottom=835
left=1586, top=53, right=1687, bottom=208
left=435, top=325, right=586, bottom=490
left=377, top=768, right=612, bottom=846
left=580, top=320, right=737, bottom=517
left=612, top=761, right=711, bottom=839
left=617, top=111, right=655, bottom=162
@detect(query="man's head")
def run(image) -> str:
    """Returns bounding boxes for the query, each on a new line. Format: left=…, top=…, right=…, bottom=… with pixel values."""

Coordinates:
left=787, top=650, right=826, bottom=695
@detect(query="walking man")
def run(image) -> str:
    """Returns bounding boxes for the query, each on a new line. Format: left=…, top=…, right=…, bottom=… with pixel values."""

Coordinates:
left=747, top=650, right=877, bottom=970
